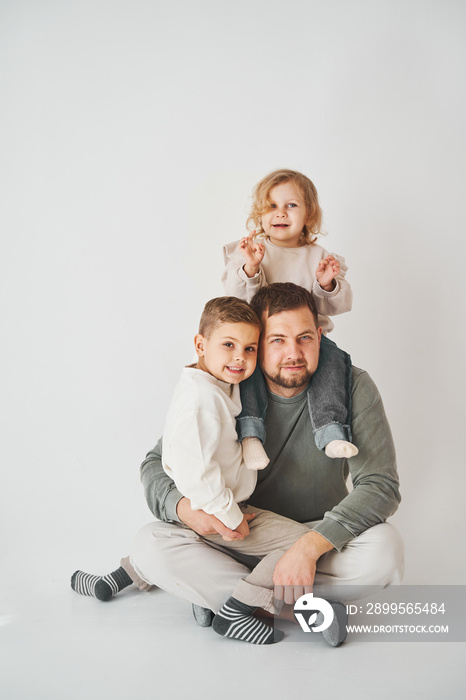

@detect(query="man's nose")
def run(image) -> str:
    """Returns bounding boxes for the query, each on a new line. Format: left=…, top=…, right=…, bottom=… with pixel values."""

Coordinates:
left=286, top=342, right=303, bottom=359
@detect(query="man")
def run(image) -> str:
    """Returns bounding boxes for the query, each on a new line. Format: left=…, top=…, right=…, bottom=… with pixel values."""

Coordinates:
left=130, top=283, right=403, bottom=612
left=73, top=283, right=403, bottom=636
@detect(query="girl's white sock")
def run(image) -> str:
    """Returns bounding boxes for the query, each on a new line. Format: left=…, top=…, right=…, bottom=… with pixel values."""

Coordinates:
left=325, top=440, right=359, bottom=459
left=242, top=437, right=270, bottom=470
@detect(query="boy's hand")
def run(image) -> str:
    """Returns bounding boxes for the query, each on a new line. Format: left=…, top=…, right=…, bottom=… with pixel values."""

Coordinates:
left=315, top=255, right=340, bottom=291
left=176, top=497, right=254, bottom=541
left=239, top=231, right=265, bottom=278
left=222, top=514, right=254, bottom=542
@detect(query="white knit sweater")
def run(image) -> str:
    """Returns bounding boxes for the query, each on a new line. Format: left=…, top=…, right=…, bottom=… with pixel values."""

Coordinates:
left=161, top=367, right=256, bottom=530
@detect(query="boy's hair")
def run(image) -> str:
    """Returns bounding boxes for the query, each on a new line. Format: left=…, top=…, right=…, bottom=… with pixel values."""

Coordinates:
left=199, top=296, right=261, bottom=338
left=250, top=283, right=319, bottom=328
left=246, top=168, right=323, bottom=245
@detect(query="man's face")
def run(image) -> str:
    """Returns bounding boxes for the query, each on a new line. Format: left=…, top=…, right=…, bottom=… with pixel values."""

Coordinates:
left=195, top=322, right=260, bottom=384
left=258, top=306, right=322, bottom=397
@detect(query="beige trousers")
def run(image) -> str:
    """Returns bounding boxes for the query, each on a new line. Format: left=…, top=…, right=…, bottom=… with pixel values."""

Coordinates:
left=129, top=506, right=404, bottom=613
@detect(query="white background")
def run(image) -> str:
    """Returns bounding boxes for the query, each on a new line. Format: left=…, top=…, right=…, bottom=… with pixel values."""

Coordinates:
left=1, top=0, right=466, bottom=593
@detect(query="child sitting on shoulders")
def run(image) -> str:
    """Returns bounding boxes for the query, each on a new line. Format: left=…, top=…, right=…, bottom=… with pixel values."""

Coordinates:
left=222, top=168, right=357, bottom=469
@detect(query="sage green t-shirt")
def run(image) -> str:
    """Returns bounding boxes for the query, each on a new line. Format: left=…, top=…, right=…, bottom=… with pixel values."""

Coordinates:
left=249, top=367, right=401, bottom=551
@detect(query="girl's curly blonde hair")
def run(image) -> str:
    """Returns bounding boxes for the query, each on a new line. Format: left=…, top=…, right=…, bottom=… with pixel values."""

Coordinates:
left=246, top=169, right=323, bottom=245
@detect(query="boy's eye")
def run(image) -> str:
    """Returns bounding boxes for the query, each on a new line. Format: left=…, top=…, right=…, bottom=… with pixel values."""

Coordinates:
left=246, top=346, right=257, bottom=353
left=224, top=342, right=234, bottom=348
left=272, top=338, right=283, bottom=343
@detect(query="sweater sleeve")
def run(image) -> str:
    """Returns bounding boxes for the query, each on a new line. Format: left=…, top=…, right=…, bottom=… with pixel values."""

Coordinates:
left=312, top=370, right=401, bottom=551
left=140, top=438, right=184, bottom=523
left=163, top=408, right=244, bottom=530
left=311, top=252, right=353, bottom=317
left=221, top=240, right=268, bottom=302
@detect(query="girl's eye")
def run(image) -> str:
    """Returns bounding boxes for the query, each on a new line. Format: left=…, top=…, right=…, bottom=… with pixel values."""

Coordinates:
left=224, top=342, right=234, bottom=348
left=286, top=203, right=297, bottom=208
left=246, top=347, right=257, bottom=353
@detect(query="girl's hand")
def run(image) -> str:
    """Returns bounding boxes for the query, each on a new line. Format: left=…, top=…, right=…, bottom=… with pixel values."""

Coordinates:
left=238, top=231, right=265, bottom=278
left=315, top=255, right=340, bottom=291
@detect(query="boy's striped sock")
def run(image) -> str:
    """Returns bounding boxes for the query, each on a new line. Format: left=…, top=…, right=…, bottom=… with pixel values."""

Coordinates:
left=212, top=597, right=284, bottom=645
left=71, top=567, right=132, bottom=601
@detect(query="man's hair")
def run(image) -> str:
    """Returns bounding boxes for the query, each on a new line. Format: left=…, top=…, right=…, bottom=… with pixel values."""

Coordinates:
left=198, top=296, right=261, bottom=338
left=246, top=168, right=323, bottom=245
left=250, top=283, right=319, bottom=327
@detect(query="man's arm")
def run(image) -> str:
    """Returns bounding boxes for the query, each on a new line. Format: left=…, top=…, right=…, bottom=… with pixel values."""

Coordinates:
left=311, top=369, right=401, bottom=552
left=140, top=438, right=247, bottom=539
left=273, top=369, right=401, bottom=594
left=140, top=438, right=184, bottom=522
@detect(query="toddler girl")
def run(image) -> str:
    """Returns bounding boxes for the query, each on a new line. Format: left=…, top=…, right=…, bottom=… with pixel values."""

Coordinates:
left=222, top=169, right=357, bottom=468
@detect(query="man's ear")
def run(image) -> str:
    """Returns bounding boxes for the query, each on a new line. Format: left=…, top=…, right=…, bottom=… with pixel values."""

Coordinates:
left=317, top=327, right=322, bottom=344
left=194, top=333, right=206, bottom=356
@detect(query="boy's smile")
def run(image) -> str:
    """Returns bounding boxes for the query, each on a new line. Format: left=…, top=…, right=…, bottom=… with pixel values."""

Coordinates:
left=261, top=181, right=308, bottom=248
left=194, top=322, right=260, bottom=384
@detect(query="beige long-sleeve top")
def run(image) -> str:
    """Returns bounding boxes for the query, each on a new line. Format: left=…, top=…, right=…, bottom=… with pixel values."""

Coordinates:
left=222, top=238, right=352, bottom=334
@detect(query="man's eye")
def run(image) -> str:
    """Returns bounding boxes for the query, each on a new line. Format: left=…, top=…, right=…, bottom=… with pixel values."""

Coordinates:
left=300, top=336, right=311, bottom=341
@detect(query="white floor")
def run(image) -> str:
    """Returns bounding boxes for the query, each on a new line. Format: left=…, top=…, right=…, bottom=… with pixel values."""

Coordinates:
left=2, top=572, right=465, bottom=700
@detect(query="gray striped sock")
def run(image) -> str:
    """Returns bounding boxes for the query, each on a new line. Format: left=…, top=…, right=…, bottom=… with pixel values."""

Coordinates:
left=212, top=597, right=284, bottom=645
left=71, top=570, right=101, bottom=597
left=71, top=567, right=132, bottom=601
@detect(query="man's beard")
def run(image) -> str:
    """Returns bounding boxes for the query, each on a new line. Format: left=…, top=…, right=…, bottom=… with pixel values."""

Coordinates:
left=261, top=364, right=313, bottom=390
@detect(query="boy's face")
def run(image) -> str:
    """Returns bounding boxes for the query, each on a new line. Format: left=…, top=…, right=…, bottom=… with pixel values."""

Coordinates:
left=261, top=181, right=308, bottom=248
left=195, top=322, right=260, bottom=384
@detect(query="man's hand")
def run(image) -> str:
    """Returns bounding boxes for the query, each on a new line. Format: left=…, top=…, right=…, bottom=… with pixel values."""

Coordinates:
left=273, top=531, right=334, bottom=604
left=239, top=231, right=265, bottom=278
left=315, top=255, right=340, bottom=291
left=176, top=497, right=255, bottom=542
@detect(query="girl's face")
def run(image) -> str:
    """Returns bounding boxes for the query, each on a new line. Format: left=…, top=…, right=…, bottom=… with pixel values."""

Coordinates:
left=261, top=181, right=308, bottom=247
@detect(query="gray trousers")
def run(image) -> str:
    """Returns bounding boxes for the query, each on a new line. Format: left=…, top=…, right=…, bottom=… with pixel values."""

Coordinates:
left=129, top=506, right=405, bottom=613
